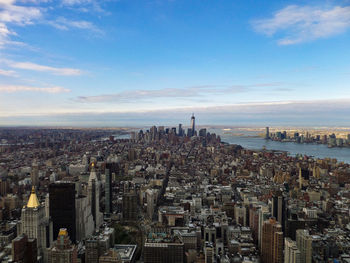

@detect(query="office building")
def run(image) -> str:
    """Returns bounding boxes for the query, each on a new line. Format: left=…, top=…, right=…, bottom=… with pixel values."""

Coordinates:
left=284, top=237, right=301, bottom=263
left=47, top=228, right=78, bottom=263
left=261, top=218, right=283, bottom=263
left=143, top=232, right=184, bottom=263
left=122, top=192, right=138, bottom=221
left=190, top=114, right=195, bottom=137
left=105, top=168, right=112, bottom=215
left=272, top=193, right=286, bottom=231
left=296, top=229, right=312, bottom=263
left=49, top=182, right=76, bottom=243
left=12, top=234, right=37, bottom=263
left=19, top=186, right=53, bottom=261
left=265, top=127, right=270, bottom=139
left=88, top=163, right=103, bottom=229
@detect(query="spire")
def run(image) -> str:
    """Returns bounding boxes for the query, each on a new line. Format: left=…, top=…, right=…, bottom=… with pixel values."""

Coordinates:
left=27, top=186, right=40, bottom=208
left=89, top=162, right=97, bottom=182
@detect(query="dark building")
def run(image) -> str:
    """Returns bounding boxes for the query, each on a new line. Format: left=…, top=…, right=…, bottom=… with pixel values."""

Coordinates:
left=199, top=128, right=207, bottom=137
left=144, top=232, right=184, bottom=263
left=272, top=193, right=286, bottom=232
left=49, top=182, right=76, bottom=243
left=104, top=168, right=112, bottom=215
left=122, top=192, right=138, bottom=221
left=12, top=234, right=37, bottom=263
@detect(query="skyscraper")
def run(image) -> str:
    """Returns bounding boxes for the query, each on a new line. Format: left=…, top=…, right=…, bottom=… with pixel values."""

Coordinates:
left=47, top=228, right=78, bottom=263
left=272, top=193, right=286, bottom=232
left=49, top=182, right=76, bottom=243
left=265, top=127, right=270, bottom=139
left=178, top=124, right=183, bottom=136
left=105, top=168, right=112, bottom=215
left=190, top=114, right=195, bottom=137
left=284, top=237, right=301, bottom=263
left=88, top=163, right=103, bottom=229
left=296, top=229, right=312, bottom=263
left=19, top=186, right=53, bottom=261
left=261, top=217, right=283, bottom=263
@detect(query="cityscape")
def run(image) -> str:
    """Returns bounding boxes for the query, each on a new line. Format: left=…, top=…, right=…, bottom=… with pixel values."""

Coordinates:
left=1, top=0, right=350, bottom=263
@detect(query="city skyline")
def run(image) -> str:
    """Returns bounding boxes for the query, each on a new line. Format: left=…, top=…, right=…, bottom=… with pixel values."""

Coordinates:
left=1, top=0, right=350, bottom=126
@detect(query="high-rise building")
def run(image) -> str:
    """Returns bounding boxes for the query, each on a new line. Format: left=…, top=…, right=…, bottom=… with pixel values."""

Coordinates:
left=261, top=217, right=283, bottom=263
left=284, top=237, right=301, bottom=263
left=122, top=191, right=137, bottom=221
left=199, top=128, right=207, bottom=137
left=85, top=238, right=99, bottom=263
left=143, top=232, right=184, bottom=263
left=88, top=163, right=103, bottom=229
left=265, top=127, right=270, bottom=139
left=296, top=229, right=312, bottom=263
left=190, top=114, right=195, bottom=137
left=49, top=182, right=76, bottom=243
left=258, top=205, right=270, bottom=251
left=31, top=162, right=39, bottom=187
left=19, top=186, right=53, bottom=261
left=204, top=242, right=214, bottom=263
left=105, top=168, right=112, bottom=215
left=12, top=234, right=37, bottom=263
left=178, top=124, right=183, bottom=136
left=47, top=228, right=78, bottom=263
left=272, top=193, right=286, bottom=232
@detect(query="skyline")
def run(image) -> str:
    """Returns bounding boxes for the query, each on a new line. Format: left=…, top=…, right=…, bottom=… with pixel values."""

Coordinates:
left=1, top=0, right=350, bottom=126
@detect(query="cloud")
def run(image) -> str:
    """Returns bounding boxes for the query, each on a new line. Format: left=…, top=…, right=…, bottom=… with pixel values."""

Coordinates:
left=0, top=1, right=42, bottom=25
left=49, top=17, right=102, bottom=33
left=1, top=98, right=350, bottom=127
left=252, top=5, right=350, bottom=45
left=7, top=61, right=82, bottom=75
left=0, top=0, right=42, bottom=46
left=0, top=68, right=16, bottom=76
left=61, top=0, right=104, bottom=13
left=0, top=84, right=70, bottom=93
left=76, top=83, right=285, bottom=103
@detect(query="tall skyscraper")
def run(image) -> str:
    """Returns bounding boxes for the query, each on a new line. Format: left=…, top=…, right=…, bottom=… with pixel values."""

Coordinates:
left=261, top=218, right=283, bottom=263
left=47, top=228, right=78, bottom=263
left=88, top=163, right=103, bottom=229
left=272, top=193, right=286, bottom=232
left=190, top=114, right=195, bottom=137
left=105, top=168, right=112, bottom=215
left=31, top=162, right=39, bottom=187
left=284, top=237, right=301, bottom=263
left=122, top=191, right=137, bottom=221
left=19, top=186, right=53, bottom=261
left=265, top=127, right=270, bottom=139
left=296, top=229, right=312, bottom=263
left=49, top=182, right=76, bottom=243
left=178, top=124, right=183, bottom=136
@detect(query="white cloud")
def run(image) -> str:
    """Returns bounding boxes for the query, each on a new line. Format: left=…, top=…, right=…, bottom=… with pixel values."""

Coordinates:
left=252, top=5, right=350, bottom=45
left=0, top=84, right=70, bottom=93
left=76, top=83, right=285, bottom=103
left=0, top=0, right=42, bottom=46
left=49, top=17, right=102, bottom=33
left=8, top=61, right=82, bottom=76
left=0, top=2, right=42, bottom=25
left=0, top=68, right=16, bottom=76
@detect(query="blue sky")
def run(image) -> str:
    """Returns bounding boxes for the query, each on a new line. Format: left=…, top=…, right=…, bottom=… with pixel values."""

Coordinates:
left=0, top=0, right=350, bottom=126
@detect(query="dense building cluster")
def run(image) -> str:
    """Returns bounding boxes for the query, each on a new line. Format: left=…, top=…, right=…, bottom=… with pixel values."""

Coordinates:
left=266, top=127, right=350, bottom=147
left=1, top=118, right=350, bottom=262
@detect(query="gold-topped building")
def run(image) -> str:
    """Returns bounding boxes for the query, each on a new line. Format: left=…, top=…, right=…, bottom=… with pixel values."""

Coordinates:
left=19, top=186, right=53, bottom=261
left=27, top=186, right=40, bottom=208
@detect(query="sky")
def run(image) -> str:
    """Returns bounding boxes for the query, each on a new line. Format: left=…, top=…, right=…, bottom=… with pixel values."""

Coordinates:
left=0, top=0, right=350, bottom=127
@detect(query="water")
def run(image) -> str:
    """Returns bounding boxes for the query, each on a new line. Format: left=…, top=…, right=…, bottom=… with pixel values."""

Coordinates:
left=216, top=129, right=350, bottom=164
left=115, top=128, right=350, bottom=164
